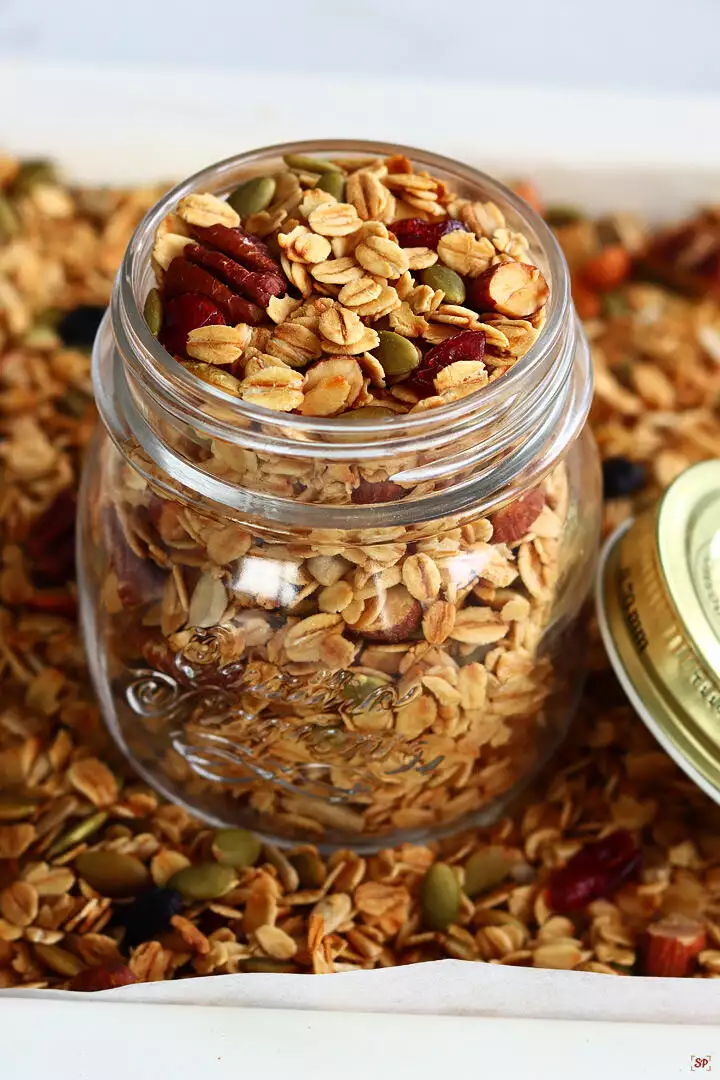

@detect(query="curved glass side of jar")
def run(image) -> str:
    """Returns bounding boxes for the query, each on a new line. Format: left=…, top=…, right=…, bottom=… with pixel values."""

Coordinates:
left=78, top=142, right=602, bottom=848
left=78, top=422, right=599, bottom=849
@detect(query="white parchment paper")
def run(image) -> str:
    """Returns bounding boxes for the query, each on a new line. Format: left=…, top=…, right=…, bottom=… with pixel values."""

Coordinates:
left=4, top=960, right=720, bottom=1024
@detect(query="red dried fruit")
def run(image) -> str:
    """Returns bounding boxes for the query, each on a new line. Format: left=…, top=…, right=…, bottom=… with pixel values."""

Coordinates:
left=406, top=330, right=486, bottom=397
left=24, top=589, right=77, bottom=616
left=159, top=291, right=226, bottom=356
left=192, top=224, right=282, bottom=276
left=547, top=830, right=640, bottom=913
left=490, top=488, right=545, bottom=544
left=391, top=217, right=469, bottom=250
left=68, top=962, right=138, bottom=992
left=641, top=915, right=706, bottom=977
left=163, top=260, right=263, bottom=327
left=27, top=488, right=77, bottom=585
left=351, top=477, right=406, bottom=504
left=184, top=244, right=285, bottom=308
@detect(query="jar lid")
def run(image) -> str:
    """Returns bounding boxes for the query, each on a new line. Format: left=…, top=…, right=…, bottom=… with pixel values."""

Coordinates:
left=597, top=459, right=720, bottom=803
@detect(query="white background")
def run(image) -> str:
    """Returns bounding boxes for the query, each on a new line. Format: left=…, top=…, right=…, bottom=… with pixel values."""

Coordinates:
left=1, top=0, right=720, bottom=96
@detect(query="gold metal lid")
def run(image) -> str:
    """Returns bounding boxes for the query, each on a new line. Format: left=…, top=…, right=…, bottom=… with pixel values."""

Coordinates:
left=597, top=460, right=720, bottom=803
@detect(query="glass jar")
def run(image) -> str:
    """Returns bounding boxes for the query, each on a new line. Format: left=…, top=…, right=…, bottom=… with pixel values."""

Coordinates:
left=78, top=141, right=600, bottom=849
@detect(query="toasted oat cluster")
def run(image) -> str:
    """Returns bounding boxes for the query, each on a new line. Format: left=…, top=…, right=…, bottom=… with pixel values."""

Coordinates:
left=146, top=153, right=549, bottom=416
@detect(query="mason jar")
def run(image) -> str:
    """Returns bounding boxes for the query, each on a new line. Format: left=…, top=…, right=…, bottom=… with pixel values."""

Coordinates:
left=78, top=141, right=601, bottom=849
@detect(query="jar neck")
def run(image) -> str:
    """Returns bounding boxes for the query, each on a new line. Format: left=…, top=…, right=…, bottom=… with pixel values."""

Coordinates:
left=95, top=140, right=590, bottom=531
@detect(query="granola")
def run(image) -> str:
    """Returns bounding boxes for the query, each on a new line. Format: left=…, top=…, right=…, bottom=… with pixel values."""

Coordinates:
left=2, top=158, right=720, bottom=988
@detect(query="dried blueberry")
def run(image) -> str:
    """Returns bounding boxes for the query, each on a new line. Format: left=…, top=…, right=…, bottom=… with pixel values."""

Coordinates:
left=116, top=887, right=183, bottom=949
left=602, top=456, right=647, bottom=499
left=57, top=305, right=107, bottom=348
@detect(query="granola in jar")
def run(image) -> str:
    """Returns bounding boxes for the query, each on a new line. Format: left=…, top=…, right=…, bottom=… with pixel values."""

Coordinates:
left=78, top=143, right=600, bottom=846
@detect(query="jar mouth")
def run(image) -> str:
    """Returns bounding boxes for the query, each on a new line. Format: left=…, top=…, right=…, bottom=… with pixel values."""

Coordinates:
left=113, top=139, right=570, bottom=445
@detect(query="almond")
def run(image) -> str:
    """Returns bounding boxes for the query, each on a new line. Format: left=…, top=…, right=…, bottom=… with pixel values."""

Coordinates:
left=490, top=488, right=546, bottom=544
left=641, top=915, right=706, bottom=977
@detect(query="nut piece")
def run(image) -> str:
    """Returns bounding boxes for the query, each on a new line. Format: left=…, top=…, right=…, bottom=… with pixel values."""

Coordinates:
left=642, top=915, right=707, bottom=977
left=68, top=963, right=138, bottom=992
left=469, top=262, right=549, bottom=317
left=490, top=488, right=546, bottom=544
left=176, top=192, right=240, bottom=230
left=186, top=324, right=250, bottom=365
left=359, top=585, right=422, bottom=643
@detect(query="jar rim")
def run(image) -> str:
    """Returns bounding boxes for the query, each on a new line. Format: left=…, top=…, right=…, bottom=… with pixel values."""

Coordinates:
left=113, top=139, right=571, bottom=444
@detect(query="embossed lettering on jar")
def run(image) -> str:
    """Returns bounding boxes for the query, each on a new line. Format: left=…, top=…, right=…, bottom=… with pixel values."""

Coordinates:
left=78, top=141, right=601, bottom=849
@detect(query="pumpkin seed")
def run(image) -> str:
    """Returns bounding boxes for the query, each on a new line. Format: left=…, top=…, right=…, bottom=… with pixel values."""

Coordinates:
left=33, top=943, right=85, bottom=978
left=0, top=795, right=38, bottom=822
left=420, top=862, right=461, bottom=930
left=143, top=288, right=163, bottom=336
left=343, top=673, right=388, bottom=708
left=463, top=846, right=514, bottom=898
left=211, top=828, right=262, bottom=869
left=0, top=194, right=19, bottom=241
left=290, top=849, right=326, bottom=890
left=316, top=171, right=346, bottom=201
left=227, top=176, right=276, bottom=219
left=243, top=957, right=296, bottom=973
left=48, top=811, right=108, bottom=858
left=341, top=406, right=396, bottom=422
left=372, top=331, right=420, bottom=380
left=167, top=862, right=237, bottom=900
left=74, top=850, right=150, bottom=897
left=283, top=153, right=343, bottom=175
left=14, top=159, right=56, bottom=194
left=421, top=264, right=466, bottom=305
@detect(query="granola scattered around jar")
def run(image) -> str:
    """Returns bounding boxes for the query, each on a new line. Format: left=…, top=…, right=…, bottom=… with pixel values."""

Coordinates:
left=83, top=146, right=598, bottom=847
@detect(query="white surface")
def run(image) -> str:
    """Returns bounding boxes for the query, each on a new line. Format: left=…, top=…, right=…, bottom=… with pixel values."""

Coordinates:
left=7, top=960, right=720, bottom=1024
left=1, top=998, right=718, bottom=1080
left=1, top=0, right=720, bottom=96
left=3, top=60, right=720, bottom=215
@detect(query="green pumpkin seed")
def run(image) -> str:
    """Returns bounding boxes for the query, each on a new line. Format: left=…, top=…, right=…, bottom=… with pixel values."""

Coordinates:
left=211, top=828, right=262, bottom=869
left=74, top=850, right=150, bottom=897
left=14, top=160, right=56, bottom=195
left=243, top=957, right=297, bottom=973
left=420, top=862, right=461, bottom=930
left=343, top=674, right=389, bottom=708
left=372, top=331, right=420, bottom=381
left=316, top=171, right=346, bottom=201
left=48, top=811, right=108, bottom=858
left=421, top=264, right=466, bottom=305
left=545, top=204, right=585, bottom=228
left=0, top=795, right=38, bottom=822
left=283, top=153, right=343, bottom=175
left=0, top=194, right=19, bottom=241
left=463, top=846, right=513, bottom=899
left=143, top=288, right=163, bottom=336
left=341, top=406, right=396, bottom=423
left=227, top=176, right=277, bottom=218
left=168, top=862, right=237, bottom=900
left=290, top=849, right=326, bottom=890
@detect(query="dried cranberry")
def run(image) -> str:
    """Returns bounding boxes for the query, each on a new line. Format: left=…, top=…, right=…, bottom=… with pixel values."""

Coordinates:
left=547, top=830, right=640, bottom=913
left=159, top=291, right=225, bottom=357
left=391, top=217, right=469, bottom=250
left=27, top=488, right=77, bottom=585
left=406, top=330, right=486, bottom=397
